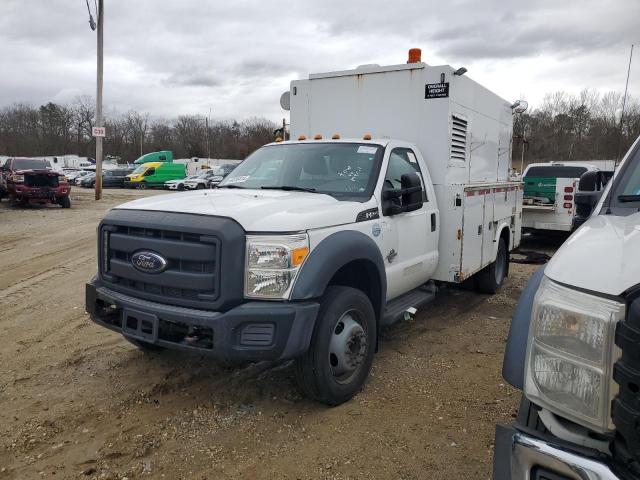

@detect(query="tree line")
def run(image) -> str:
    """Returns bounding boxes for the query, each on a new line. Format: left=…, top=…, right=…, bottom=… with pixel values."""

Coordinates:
left=0, top=96, right=278, bottom=162
left=514, top=90, right=640, bottom=165
left=0, top=90, right=639, bottom=166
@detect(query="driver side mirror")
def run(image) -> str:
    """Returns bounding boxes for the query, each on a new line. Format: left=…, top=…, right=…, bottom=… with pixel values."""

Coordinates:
left=382, top=173, right=424, bottom=216
left=578, top=170, right=599, bottom=192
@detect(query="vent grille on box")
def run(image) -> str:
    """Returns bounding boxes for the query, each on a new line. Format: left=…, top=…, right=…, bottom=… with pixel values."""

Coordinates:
left=451, top=115, right=468, bottom=161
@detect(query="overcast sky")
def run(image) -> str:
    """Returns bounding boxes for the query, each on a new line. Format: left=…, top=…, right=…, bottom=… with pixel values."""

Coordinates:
left=0, top=0, right=638, bottom=122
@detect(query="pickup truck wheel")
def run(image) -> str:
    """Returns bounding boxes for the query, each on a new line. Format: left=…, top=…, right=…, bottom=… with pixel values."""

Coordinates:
left=295, top=286, right=376, bottom=406
left=59, top=196, right=71, bottom=208
left=476, top=238, right=507, bottom=294
left=125, top=337, right=165, bottom=352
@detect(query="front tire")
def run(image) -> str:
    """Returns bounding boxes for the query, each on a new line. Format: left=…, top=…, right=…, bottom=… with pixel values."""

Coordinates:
left=196, top=183, right=205, bottom=190
left=295, top=286, right=376, bottom=406
left=476, top=237, right=508, bottom=294
left=59, top=196, right=71, bottom=208
left=138, top=182, right=147, bottom=190
left=178, top=184, right=185, bottom=191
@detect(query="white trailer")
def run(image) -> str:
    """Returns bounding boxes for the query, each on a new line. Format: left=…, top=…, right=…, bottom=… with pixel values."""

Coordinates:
left=289, top=58, right=523, bottom=284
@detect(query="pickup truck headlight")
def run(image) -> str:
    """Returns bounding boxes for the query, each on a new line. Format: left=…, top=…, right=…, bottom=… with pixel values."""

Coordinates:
left=524, top=276, right=624, bottom=433
left=12, top=174, right=24, bottom=183
left=245, top=234, right=309, bottom=299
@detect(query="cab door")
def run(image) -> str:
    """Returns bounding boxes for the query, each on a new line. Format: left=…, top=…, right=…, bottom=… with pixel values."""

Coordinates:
left=379, top=146, right=439, bottom=300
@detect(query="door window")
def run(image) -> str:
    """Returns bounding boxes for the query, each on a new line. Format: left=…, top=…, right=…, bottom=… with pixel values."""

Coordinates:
left=383, top=148, right=428, bottom=202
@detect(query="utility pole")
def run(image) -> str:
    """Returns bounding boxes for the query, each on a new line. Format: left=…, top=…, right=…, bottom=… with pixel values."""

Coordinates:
left=94, top=0, right=104, bottom=200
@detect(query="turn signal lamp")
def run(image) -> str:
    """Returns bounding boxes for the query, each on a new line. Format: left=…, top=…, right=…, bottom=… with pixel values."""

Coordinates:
left=363, top=133, right=372, bottom=140
left=292, top=247, right=309, bottom=267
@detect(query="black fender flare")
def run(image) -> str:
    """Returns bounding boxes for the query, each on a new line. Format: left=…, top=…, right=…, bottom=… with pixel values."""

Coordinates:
left=502, top=266, right=545, bottom=389
left=291, top=230, right=387, bottom=321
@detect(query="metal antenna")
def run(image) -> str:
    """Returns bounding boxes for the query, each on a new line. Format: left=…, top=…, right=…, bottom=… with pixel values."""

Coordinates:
left=616, top=44, right=634, bottom=166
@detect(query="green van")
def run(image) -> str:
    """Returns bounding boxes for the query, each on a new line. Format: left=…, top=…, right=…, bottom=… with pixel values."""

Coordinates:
left=124, top=161, right=186, bottom=189
left=133, top=150, right=173, bottom=165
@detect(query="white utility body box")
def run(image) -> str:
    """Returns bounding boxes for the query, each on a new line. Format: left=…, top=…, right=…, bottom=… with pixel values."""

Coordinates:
left=289, top=61, right=523, bottom=282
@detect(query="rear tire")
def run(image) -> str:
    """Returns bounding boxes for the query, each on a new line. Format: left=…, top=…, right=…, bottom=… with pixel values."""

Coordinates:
left=295, top=286, right=376, bottom=406
left=59, top=196, right=71, bottom=208
left=178, top=184, right=185, bottom=191
left=476, top=237, right=508, bottom=294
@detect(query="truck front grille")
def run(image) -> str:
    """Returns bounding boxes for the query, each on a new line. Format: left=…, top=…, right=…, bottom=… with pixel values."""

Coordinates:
left=98, top=209, right=245, bottom=311
left=612, top=293, right=640, bottom=474
left=25, top=174, right=58, bottom=187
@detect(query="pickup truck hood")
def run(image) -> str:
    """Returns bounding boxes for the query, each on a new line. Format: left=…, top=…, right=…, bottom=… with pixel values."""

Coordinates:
left=115, top=189, right=365, bottom=231
left=545, top=212, right=640, bottom=296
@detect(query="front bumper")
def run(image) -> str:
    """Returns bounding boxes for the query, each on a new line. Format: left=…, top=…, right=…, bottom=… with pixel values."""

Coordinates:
left=86, top=279, right=319, bottom=364
left=11, top=185, right=69, bottom=200
left=493, top=424, right=620, bottom=480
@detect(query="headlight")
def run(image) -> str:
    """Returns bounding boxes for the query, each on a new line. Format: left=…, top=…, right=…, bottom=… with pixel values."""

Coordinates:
left=524, top=276, right=624, bottom=433
left=245, top=234, right=309, bottom=299
left=12, top=174, right=24, bottom=183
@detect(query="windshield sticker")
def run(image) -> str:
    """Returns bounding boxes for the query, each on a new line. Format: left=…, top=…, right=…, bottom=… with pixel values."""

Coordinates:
left=357, top=146, right=378, bottom=155
left=226, top=175, right=249, bottom=184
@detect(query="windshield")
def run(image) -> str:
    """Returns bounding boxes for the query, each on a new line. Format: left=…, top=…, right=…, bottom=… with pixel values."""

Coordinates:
left=617, top=144, right=640, bottom=197
left=525, top=166, right=588, bottom=179
left=218, top=143, right=383, bottom=198
left=13, top=159, right=51, bottom=170
left=132, top=165, right=147, bottom=174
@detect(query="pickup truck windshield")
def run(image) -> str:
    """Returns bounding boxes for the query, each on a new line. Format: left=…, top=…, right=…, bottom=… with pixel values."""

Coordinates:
left=219, top=143, right=383, bottom=198
left=12, top=159, right=52, bottom=170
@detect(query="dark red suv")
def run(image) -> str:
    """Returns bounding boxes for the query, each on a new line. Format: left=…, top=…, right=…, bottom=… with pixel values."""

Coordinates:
left=0, top=157, right=71, bottom=207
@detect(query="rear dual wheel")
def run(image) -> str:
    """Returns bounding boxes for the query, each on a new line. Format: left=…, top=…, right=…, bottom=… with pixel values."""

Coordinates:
left=295, top=286, right=376, bottom=406
left=476, top=238, right=508, bottom=294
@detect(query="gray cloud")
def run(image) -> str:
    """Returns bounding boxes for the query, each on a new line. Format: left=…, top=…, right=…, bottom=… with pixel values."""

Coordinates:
left=0, top=0, right=638, bottom=121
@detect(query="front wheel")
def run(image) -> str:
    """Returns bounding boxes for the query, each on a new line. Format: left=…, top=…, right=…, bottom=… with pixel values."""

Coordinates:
left=196, top=183, right=205, bottom=190
left=476, top=237, right=508, bottom=294
left=295, top=286, right=376, bottom=406
left=138, top=182, right=147, bottom=190
left=59, top=196, right=71, bottom=208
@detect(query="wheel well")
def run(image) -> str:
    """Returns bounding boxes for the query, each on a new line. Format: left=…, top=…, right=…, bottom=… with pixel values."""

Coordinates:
left=499, top=226, right=510, bottom=250
left=327, top=259, right=383, bottom=321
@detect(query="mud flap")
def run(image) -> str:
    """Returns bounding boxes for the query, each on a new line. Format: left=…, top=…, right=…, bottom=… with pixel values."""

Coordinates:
left=122, top=308, right=159, bottom=343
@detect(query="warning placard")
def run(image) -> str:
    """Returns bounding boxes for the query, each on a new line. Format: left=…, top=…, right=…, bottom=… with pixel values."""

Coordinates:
left=425, top=83, right=449, bottom=99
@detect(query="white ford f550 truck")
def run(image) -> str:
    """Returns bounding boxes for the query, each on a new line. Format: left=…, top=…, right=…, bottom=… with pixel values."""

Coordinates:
left=495, top=136, right=640, bottom=479
left=86, top=50, right=523, bottom=405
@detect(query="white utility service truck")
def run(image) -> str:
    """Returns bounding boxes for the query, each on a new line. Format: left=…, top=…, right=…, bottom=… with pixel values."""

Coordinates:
left=86, top=49, right=524, bottom=405
left=522, top=161, right=602, bottom=233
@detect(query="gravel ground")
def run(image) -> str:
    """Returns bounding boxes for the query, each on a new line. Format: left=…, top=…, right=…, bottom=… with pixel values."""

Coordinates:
left=0, top=187, right=560, bottom=479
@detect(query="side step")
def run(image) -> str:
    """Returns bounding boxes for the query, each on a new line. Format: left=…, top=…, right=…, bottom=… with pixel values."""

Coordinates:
left=381, top=282, right=437, bottom=326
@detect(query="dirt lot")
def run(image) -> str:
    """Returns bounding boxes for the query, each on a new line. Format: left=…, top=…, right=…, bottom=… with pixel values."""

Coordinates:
left=0, top=187, right=557, bottom=479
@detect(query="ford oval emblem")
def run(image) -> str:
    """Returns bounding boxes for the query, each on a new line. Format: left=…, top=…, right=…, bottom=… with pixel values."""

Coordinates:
left=131, top=250, right=168, bottom=274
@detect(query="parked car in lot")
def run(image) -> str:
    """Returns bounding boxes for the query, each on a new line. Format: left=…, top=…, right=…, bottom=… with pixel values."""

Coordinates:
left=87, top=50, right=524, bottom=405
left=209, top=163, right=239, bottom=187
left=164, top=175, right=199, bottom=191
left=78, top=172, right=96, bottom=188
left=124, top=162, right=185, bottom=189
left=183, top=170, right=219, bottom=190
left=84, top=169, right=133, bottom=188
left=0, top=157, right=71, bottom=207
left=494, top=136, right=640, bottom=480
left=66, top=170, right=91, bottom=184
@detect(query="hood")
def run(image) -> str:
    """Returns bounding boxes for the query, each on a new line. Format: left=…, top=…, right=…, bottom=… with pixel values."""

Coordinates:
left=545, top=212, right=640, bottom=296
left=15, top=169, right=59, bottom=175
left=115, top=189, right=368, bottom=231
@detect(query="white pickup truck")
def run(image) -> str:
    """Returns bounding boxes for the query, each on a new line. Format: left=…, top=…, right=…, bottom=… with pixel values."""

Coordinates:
left=86, top=50, right=524, bottom=405
left=495, top=136, right=640, bottom=479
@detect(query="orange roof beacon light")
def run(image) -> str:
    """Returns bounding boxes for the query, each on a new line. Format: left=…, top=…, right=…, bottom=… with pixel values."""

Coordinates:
left=407, top=48, right=422, bottom=64
left=298, top=135, right=307, bottom=141
left=274, top=137, right=283, bottom=143
left=362, top=133, right=372, bottom=140
left=332, top=133, right=341, bottom=139
left=314, top=134, right=323, bottom=140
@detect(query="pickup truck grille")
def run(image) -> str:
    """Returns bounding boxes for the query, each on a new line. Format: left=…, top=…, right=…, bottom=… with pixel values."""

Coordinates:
left=26, top=174, right=58, bottom=187
left=612, top=292, right=640, bottom=474
left=98, top=209, right=245, bottom=311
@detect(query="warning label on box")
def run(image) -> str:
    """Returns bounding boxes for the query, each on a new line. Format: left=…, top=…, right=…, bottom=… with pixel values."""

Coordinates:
left=425, top=83, right=449, bottom=99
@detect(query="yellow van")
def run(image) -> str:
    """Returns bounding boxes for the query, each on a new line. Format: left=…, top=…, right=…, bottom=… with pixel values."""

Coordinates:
left=124, top=162, right=186, bottom=189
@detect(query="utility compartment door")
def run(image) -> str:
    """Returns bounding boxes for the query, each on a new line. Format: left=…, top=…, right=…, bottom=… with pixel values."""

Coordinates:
left=482, top=189, right=495, bottom=267
left=461, top=190, right=485, bottom=278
